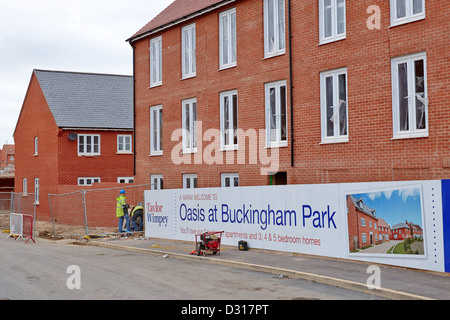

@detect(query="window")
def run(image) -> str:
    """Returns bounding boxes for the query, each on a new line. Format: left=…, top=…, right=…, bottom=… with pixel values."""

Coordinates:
left=23, top=178, right=27, bottom=194
left=150, top=105, right=163, bottom=156
left=265, top=80, right=288, bottom=147
left=117, top=135, right=132, bottom=153
left=390, top=0, right=425, bottom=26
left=78, top=134, right=100, bottom=156
left=182, top=98, right=197, bottom=153
left=34, top=178, right=39, bottom=204
left=151, top=174, right=163, bottom=190
left=220, top=90, right=238, bottom=150
left=34, top=137, right=38, bottom=156
left=150, top=36, right=162, bottom=87
left=219, top=8, right=237, bottom=69
left=361, top=218, right=366, bottom=227
left=319, top=0, right=346, bottom=44
left=391, top=52, right=428, bottom=139
left=362, top=233, right=367, bottom=243
left=264, top=0, right=285, bottom=58
left=320, top=68, right=348, bottom=143
left=183, top=174, right=198, bottom=189
left=78, top=177, right=100, bottom=186
left=221, top=173, right=239, bottom=188
left=118, top=177, right=134, bottom=184
left=182, top=23, right=196, bottom=79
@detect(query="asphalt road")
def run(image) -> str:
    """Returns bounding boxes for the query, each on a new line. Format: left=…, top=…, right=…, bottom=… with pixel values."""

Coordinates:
left=0, top=236, right=381, bottom=300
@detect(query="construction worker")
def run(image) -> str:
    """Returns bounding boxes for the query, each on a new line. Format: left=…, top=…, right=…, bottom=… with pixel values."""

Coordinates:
left=130, top=203, right=144, bottom=231
left=116, top=189, right=130, bottom=233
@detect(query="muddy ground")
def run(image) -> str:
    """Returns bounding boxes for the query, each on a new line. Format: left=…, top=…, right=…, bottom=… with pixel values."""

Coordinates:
left=0, top=213, right=127, bottom=240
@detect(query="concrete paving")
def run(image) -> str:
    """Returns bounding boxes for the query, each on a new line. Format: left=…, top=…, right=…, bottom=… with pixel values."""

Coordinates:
left=88, top=235, right=450, bottom=300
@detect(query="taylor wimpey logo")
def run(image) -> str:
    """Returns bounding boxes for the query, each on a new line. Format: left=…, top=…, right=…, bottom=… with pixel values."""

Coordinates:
left=146, top=201, right=168, bottom=227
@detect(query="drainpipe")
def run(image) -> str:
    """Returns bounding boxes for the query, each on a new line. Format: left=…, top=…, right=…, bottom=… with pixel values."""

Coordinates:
left=131, top=42, right=137, bottom=177
left=288, top=0, right=294, bottom=168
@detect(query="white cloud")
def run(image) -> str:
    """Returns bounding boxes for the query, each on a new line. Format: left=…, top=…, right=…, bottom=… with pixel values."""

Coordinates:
left=367, top=192, right=382, bottom=201
left=398, top=187, right=421, bottom=202
left=383, top=189, right=393, bottom=199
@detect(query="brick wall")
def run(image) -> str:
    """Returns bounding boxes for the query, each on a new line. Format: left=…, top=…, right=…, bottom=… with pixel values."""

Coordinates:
left=14, top=73, right=59, bottom=220
left=134, top=0, right=291, bottom=189
left=133, top=0, right=450, bottom=189
left=57, top=130, right=134, bottom=185
left=14, top=72, right=135, bottom=222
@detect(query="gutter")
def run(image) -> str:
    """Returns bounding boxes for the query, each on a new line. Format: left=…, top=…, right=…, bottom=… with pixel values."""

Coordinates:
left=132, top=42, right=137, bottom=176
left=288, top=0, right=294, bottom=168
left=127, top=0, right=236, bottom=44
left=61, top=128, right=133, bottom=132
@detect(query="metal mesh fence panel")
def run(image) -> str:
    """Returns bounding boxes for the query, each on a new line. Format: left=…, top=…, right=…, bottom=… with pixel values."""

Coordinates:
left=84, top=184, right=150, bottom=231
left=48, top=191, right=85, bottom=237
left=11, top=193, right=36, bottom=217
left=0, top=192, right=11, bottom=214
left=5, top=193, right=37, bottom=240
left=47, top=184, right=151, bottom=237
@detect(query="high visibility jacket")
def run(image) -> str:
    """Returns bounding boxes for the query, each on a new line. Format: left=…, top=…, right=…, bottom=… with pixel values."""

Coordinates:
left=116, top=195, right=128, bottom=218
left=131, top=206, right=144, bottom=217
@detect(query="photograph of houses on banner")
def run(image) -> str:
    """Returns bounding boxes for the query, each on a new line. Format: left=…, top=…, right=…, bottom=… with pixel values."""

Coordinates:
left=347, top=186, right=425, bottom=255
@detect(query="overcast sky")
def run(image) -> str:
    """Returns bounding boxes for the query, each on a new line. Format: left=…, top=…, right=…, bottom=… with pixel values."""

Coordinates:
left=0, top=0, right=174, bottom=146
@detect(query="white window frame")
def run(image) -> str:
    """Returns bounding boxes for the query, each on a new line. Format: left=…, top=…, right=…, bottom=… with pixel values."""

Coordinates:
left=118, top=177, right=134, bottom=184
left=183, top=174, right=198, bottom=189
left=320, top=67, right=348, bottom=144
left=219, top=8, right=237, bottom=69
left=221, top=173, right=239, bottom=188
left=182, top=98, right=198, bottom=154
left=182, top=23, right=196, bottom=79
left=34, top=137, right=38, bottom=156
left=34, top=178, right=39, bottom=204
left=151, top=174, right=164, bottom=190
left=78, top=177, right=101, bottom=186
left=265, top=80, right=288, bottom=148
left=117, top=135, right=132, bottom=153
left=264, top=0, right=286, bottom=58
left=390, top=0, right=425, bottom=27
left=150, top=105, right=163, bottom=156
left=391, top=52, right=428, bottom=139
left=23, top=178, right=27, bottom=195
left=220, top=90, right=238, bottom=150
left=319, top=0, right=346, bottom=44
left=150, top=36, right=162, bottom=87
left=78, top=134, right=100, bottom=156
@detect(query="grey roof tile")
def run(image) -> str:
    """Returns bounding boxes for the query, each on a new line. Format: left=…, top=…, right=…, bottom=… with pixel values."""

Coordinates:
left=34, top=69, right=133, bottom=130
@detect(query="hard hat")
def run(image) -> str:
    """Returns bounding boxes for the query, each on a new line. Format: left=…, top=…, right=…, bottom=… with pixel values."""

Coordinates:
left=120, top=189, right=126, bottom=194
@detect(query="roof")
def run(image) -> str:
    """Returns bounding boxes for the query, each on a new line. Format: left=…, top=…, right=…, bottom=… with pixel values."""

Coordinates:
left=392, top=223, right=410, bottom=230
left=348, top=195, right=378, bottom=220
left=128, top=0, right=233, bottom=42
left=377, top=218, right=390, bottom=229
left=34, top=70, right=133, bottom=130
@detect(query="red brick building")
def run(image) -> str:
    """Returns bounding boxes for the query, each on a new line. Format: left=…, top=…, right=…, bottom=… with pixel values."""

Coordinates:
left=347, top=195, right=380, bottom=251
left=0, top=144, right=15, bottom=172
left=407, top=220, right=424, bottom=239
left=377, top=218, right=391, bottom=243
left=127, top=0, right=450, bottom=189
left=391, top=222, right=411, bottom=240
left=13, top=70, right=134, bottom=220
left=391, top=220, right=424, bottom=240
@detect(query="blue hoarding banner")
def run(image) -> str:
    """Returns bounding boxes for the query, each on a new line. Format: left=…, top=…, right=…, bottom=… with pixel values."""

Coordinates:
left=442, top=180, right=450, bottom=273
